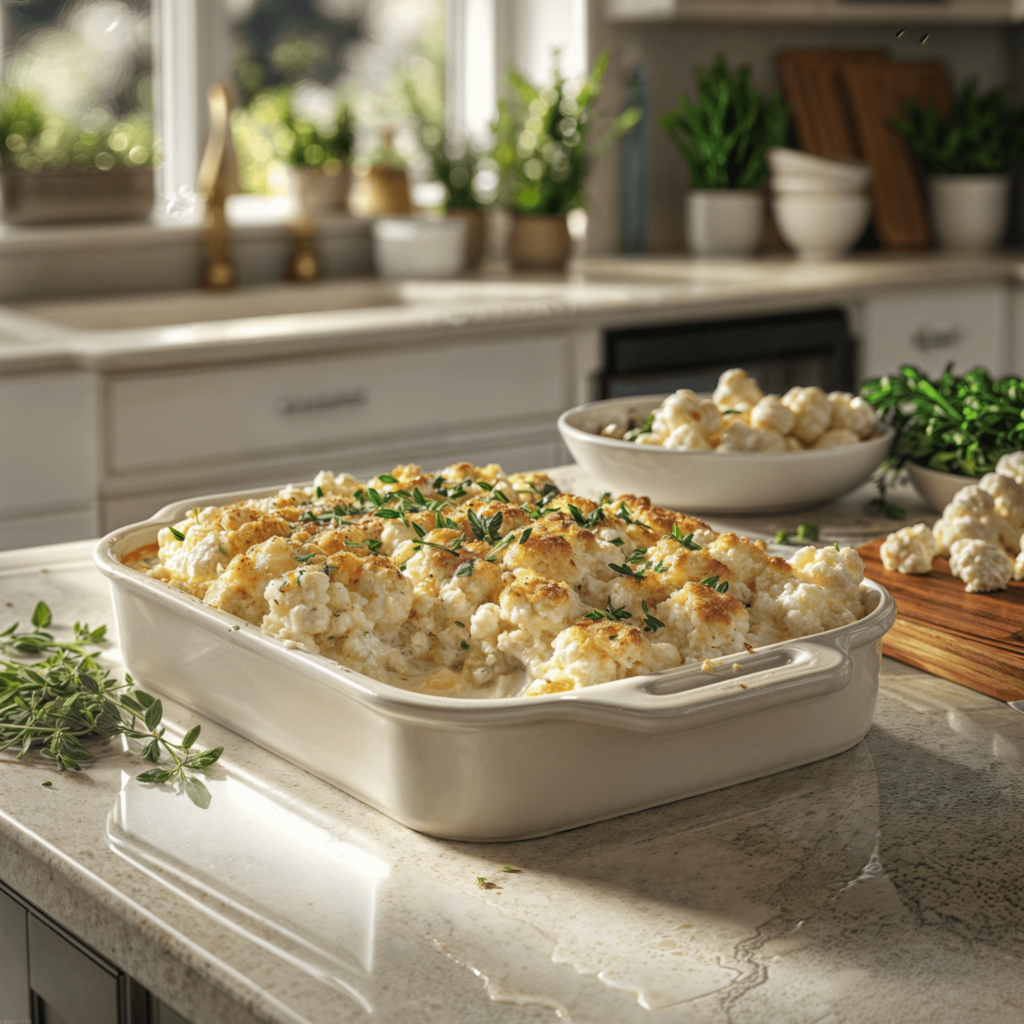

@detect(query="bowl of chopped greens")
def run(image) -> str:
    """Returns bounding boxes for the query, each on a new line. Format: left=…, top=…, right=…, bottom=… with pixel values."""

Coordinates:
left=861, top=365, right=1024, bottom=512
left=558, top=394, right=893, bottom=514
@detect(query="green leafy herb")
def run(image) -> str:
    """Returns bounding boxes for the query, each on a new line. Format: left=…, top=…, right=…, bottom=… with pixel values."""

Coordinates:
left=658, top=53, right=790, bottom=189
left=698, top=576, right=730, bottom=594
left=315, top=485, right=324, bottom=499
left=41, top=780, right=52, bottom=787
left=0, top=605, right=223, bottom=808
left=460, top=641, right=470, bottom=650
left=567, top=504, right=604, bottom=529
left=168, top=526, right=186, bottom=542
left=609, top=562, right=645, bottom=580
left=890, top=82, right=1024, bottom=175
left=670, top=524, right=702, bottom=549
left=455, top=561, right=475, bottom=578
left=609, top=537, right=625, bottom=547
left=623, top=413, right=655, bottom=443
left=797, top=523, right=818, bottom=542
left=834, top=541, right=841, bottom=552
left=861, top=364, right=1024, bottom=478
left=584, top=603, right=632, bottom=622
left=641, top=600, right=664, bottom=633
left=295, top=553, right=316, bottom=564
left=377, top=474, right=398, bottom=484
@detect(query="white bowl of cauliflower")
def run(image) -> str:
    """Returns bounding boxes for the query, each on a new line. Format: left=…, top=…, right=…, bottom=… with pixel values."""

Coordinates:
left=559, top=369, right=893, bottom=514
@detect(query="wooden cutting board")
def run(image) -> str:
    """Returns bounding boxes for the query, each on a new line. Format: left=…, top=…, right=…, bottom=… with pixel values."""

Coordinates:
left=778, top=49, right=887, bottom=160
left=858, top=538, right=1024, bottom=702
left=840, top=61, right=934, bottom=250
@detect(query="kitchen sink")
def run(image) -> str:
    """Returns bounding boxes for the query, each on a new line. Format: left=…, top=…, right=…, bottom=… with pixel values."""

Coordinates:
left=7, top=278, right=578, bottom=332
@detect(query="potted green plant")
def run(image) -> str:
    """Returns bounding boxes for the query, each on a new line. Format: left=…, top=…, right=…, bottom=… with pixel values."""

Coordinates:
left=406, top=83, right=487, bottom=268
left=492, top=51, right=640, bottom=271
left=891, top=83, right=1024, bottom=251
left=659, top=55, right=790, bottom=256
left=0, top=89, right=156, bottom=225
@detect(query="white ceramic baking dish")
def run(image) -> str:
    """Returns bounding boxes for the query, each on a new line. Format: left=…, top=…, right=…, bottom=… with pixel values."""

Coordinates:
left=94, top=485, right=896, bottom=842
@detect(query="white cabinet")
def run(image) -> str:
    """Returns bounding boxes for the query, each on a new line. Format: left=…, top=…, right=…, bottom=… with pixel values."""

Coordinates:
left=0, top=370, right=98, bottom=551
left=858, top=284, right=1010, bottom=384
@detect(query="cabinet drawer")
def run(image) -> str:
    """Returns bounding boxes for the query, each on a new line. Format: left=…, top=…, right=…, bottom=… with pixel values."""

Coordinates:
left=0, top=507, right=97, bottom=552
left=859, top=284, right=1009, bottom=383
left=0, top=371, right=97, bottom=516
left=108, top=335, right=569, bottom=474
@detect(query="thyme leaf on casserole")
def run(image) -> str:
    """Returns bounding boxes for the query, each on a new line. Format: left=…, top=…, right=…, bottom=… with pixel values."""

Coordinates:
left=0, top=603, right=223, bottom=808
left=584, top=602, right=632, bottom=622
left=670, top=523, right=701, bottom=549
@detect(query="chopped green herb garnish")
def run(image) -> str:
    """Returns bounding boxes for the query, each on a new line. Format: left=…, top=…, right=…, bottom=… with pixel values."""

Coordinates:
left=609, top=562, right=645, bottom=580
left=315, top=485, right=324, bottom=499
left=624, top=412, right=655, bottom=442
left=377, top=474, right=398, bottom=484
left=796, top=523, right=818, bottom=542
left=584, top=603, right=632, bottom=622
left=670, top=523, right=701, bottom=549
left=455, top=561, right=474, bottom=577
left=641, top=600, right=664, bottom=632
left=698, top=576, right=729, bottom=594
left=295, top=553, right=316, bottom=564
left=168, top=526, right=186, bottom=542
left=41, top=780, right=52, bottom=787
left=609, top=537, right=625, bottom=547
left=460, top=641, right=470, bottom=650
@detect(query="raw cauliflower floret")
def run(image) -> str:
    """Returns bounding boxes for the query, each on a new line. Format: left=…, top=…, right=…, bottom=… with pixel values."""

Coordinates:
left=716, top=420, right=786, bottom=453
left=526, top=619, right=681, bottom=695
left=664, top=423, right=712, bottom=449
left=812, top=427, right=861, bottom=449
left=932, top=514, right=1001, bottom=557
left=828, top=392, right=879, bottom=439
left=781, top=386, right=831, bottom=445
left=655, top=583, right=750, bottom=662
left=949, top=538, right=1014, bottom=593
left=945, top=485, right=996, bottom=520
left=979, top=472, right=1024, bottom=545
left=651, top=389, right=722, bottom=440
left=749, top=394, right=796, bottom=436
left=712, top=368, right=765, bottom=413
left=879, top=524, right=937, bottom=574
left=995, top=451, right=1024, bottom=488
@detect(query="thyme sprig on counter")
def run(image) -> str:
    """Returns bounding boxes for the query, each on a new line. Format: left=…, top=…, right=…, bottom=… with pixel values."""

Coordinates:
left=0, top=603, right=223, bottom=808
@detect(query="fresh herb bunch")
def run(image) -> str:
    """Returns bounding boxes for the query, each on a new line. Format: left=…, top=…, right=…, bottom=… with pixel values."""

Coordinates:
left=658, top=54, right=790, bottom=190
left=0, top=603, right=222, bottom=808
left=861, top=364, right=1024, bottom=477
left=492, top=50, right=641, bottom=215
left=405, top=81, right=484, bottom=209
left=0, top=89, right=156, bottom=172
left=890, top=82, right=1024, bottom=176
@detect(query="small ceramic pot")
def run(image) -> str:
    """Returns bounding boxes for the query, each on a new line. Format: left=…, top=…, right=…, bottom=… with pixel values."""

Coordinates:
left=685, top=189, right=764, bottom=257
left=357, top=165, right=413, bottom=215
left=928, top=174, right=1010, bottom=252
left=0, top=166, right=154, bottom=225
left=507, top=213, right=571, bottom=271
left=286, top=164, right=351, bottom=213
left=447, top=207, right=486, bottom=269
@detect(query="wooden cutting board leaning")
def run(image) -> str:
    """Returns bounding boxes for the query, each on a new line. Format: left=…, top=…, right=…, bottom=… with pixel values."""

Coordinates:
left=858, top=538, right=1024, bottom=703
left=778, top=50, right=952, bottom=251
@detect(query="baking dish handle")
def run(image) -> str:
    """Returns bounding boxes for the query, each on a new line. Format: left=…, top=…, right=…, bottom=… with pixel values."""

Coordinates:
left=567, top=640, right=854, bottom=733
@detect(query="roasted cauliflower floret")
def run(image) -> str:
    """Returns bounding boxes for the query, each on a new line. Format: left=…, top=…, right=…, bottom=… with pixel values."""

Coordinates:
left=879, top=524, right=937, bottom=574
left=704, top=533, right=770, bottom=587
left=949, top=538, right=1014, bottom=593
left=827, top=392, right=879, bottom=439
left=717, top=420, right=785, bottom=453
left=811, top=427, right=860, bottom=449
left=781, top=386, right=831, bottom=445
left=712, top=368, right=765, bottom=413
left=651, top=389, right=722, bottom=440
left=526, top=619, right=681, bottom=696
left=203, top=536, right=302, bottom=623
left=656, top=582, right=750, bottom=662
left=664, top=423, right=712, bottom=449
left=749, top=394, right=796, bottom=436
left=788, top=544, right=866, bottom=627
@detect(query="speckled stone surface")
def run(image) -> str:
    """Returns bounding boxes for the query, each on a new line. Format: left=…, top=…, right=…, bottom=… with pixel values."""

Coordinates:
left=2, top=534, right=1023, bottom=1024
left=0, top=250, right=1020, bottom=373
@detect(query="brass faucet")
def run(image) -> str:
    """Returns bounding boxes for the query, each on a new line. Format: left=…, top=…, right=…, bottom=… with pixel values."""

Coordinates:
left=197, top=83, right=239, bottom=290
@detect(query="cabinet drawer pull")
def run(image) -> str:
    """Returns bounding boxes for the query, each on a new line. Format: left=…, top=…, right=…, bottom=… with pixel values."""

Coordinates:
left=912, top=325, right=964, bottom=351
left=276, top=389, right=368, bottom=415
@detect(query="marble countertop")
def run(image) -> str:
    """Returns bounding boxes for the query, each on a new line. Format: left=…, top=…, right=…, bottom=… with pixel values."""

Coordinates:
left=1, top=250, right=1022, bottom=374
left=2, top=470, right=1024, bottom=1024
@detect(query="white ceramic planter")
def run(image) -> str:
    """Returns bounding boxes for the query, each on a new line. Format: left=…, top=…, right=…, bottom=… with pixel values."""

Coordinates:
left=286, top=165, right=352, bottom=213
left=685, top=189, right=764, bottom=256
left=928, top=174, right=1010, bottom=252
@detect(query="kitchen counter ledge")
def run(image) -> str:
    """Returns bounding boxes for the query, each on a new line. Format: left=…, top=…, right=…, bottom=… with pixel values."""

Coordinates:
left=1, top=249, right=1022, bottom=375
left=2, top=490, right=1024, bottom=1023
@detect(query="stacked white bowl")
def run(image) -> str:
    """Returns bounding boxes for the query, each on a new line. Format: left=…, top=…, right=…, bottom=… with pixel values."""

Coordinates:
left=768, top=147, right=873, bottom=259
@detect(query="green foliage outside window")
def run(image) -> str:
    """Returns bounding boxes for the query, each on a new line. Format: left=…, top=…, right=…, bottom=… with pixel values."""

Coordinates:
left=0, top=89, right=156, bottom=172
